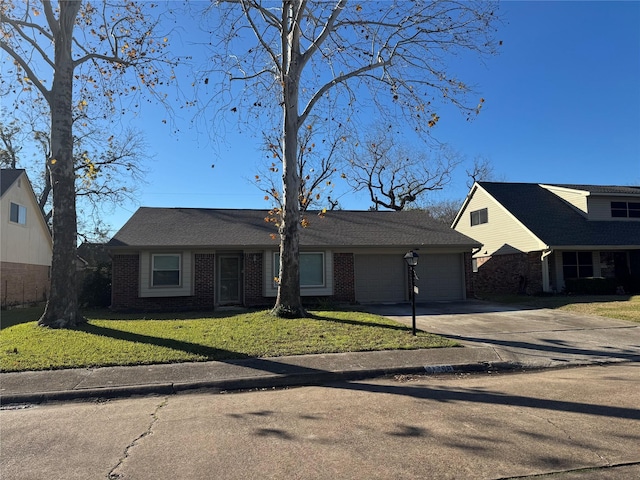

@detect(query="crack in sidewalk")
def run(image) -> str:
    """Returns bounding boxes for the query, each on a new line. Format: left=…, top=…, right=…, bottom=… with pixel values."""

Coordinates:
left=107, top=396, right=169, bottom=479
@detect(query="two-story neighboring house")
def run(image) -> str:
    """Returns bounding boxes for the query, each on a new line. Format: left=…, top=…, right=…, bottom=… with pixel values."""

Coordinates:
left=1, top=169, right=52, bottom=307
left=452, top=182, right=640, bottom=295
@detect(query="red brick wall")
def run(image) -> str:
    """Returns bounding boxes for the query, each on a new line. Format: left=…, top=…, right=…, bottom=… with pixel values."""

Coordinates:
left=244, top=252, right=270, bottom=307
left=1, top=261, right=50, bottom=307
left=472, top=252, right=543, bottom=295
left=111, top=254, right=140, bottom=311
left=111, top=253, right=217, bottom=312
left=193, top=253, right=216, bottom=307
left=463, top=252, right=475, bottom=299
left=112, top=250, right=360, bottom=311
left=333, top=253, right=355, bottom=303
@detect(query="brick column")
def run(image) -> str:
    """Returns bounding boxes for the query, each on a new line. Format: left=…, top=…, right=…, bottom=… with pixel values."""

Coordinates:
left=333, top=253, right=355, bottom=303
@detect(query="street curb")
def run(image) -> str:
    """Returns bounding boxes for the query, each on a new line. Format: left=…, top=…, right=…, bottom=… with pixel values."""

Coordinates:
left=0, top=361, right=524, bottom=406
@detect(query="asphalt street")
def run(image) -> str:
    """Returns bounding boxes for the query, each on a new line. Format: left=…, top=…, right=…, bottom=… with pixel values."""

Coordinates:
left=2, top=364, right=639, bottom=480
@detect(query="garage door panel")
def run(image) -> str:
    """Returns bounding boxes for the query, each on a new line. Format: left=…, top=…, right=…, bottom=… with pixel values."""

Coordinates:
left=355, top=253, right=464, bottom=303
left=355, top=255, right=406, bottom=303
left=415, top=254, right=463, bottom=301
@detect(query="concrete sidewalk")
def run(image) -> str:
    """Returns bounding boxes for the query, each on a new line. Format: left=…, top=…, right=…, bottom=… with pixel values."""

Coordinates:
left=2, top=302, right=639, bottom=405
left=1, top=346, right=513, bottom=405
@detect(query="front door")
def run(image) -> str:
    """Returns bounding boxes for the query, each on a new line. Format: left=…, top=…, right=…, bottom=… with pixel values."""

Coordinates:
left=219, top=255, right=242, bottom=305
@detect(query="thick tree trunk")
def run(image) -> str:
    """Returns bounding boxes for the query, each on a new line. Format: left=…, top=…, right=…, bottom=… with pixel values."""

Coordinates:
left=38, top=1, right=84, bottom=328
left=272, top=1, right=305, bottom=318
left=273, top=107, right=304, bottom=318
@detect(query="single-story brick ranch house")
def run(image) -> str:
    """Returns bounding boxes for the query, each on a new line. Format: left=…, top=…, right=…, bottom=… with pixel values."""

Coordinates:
left=453, top=182, right=640, bottom=295
left=107, top=208, right=481, bottom=311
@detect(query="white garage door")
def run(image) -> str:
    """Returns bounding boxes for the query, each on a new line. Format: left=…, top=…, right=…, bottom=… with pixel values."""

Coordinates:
left=355, top=253, right=464, bottom=303
left=415, top=253, right=464, bottom=301
left=355, top=255, right=407, bottom=303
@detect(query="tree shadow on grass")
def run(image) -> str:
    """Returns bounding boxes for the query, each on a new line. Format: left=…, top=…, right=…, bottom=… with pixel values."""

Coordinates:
left=83, top=308, right=262, bottom=322
left=307, top=313, right=414, bottom=333
left=1, top=306, right=45, bottom=330
left=76, top=322, right=343, bottom=377
left=78, top=323, right=251, bottom=361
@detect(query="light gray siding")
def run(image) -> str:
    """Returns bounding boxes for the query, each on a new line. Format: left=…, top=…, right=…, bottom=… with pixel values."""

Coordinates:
left=588, top=196, right=640, bottom=221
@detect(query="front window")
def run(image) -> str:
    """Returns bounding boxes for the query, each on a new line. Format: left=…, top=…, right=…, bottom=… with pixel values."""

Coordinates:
left=611, top=201, right=640, bottom=218
left=152, top=254, right=181, bottom=286
left=470, top=208, right=488, bottom=226
left=9, top=202, right=27, bottom=225
left=274, top=252, right=325, bottom=287
left=562, top=252, right=593, bottom=279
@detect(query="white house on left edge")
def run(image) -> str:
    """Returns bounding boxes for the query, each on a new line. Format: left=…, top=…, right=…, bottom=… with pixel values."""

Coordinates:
left=1, top=169, right=52, bottom=307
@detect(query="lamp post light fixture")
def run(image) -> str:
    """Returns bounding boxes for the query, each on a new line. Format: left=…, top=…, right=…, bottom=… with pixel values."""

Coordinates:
left=403, top=251, right=419, bottom=336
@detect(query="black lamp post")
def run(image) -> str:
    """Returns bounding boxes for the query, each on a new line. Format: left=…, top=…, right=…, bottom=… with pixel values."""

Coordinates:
left=404, top=251, right=419, bottom=336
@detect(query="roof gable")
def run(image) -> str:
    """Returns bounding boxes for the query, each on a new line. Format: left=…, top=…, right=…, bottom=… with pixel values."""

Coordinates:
left=108, top=208, right=480, bottom=249
left=1, top=169, right=26, bottom=197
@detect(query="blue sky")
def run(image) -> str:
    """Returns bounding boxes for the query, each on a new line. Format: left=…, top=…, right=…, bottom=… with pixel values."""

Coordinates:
left=106, top=1, right=640, bottom=234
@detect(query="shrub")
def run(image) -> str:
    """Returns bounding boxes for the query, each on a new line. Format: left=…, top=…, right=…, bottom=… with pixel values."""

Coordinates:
left=564, top=277, right=618, bottom=295
left=79, top=263, right=112, bottom=308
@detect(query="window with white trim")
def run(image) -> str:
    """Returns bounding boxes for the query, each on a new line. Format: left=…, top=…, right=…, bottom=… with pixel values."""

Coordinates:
left=470, top=208, right=488, bottom=226
left=9, top=202, right=27, bottom=225
left=152, top=254, right=181, bottom=287
left=274, top=252, right=325, bottom=287
left=611, top=201, right=640, bottom=218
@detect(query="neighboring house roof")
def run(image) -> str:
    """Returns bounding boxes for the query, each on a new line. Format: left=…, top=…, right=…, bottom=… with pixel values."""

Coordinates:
left=0, top=169, right=26, bottom=196
left=477, top=182, right=640, bottom=248
left=108, top=208, right=481, bottom=249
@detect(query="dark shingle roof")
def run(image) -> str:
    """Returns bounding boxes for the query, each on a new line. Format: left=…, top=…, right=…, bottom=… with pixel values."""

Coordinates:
left=108, top=208, right=480, bottom=249
left=479, top=182, right=640, bottom=247
left=0, top=169, right=25, bottom=196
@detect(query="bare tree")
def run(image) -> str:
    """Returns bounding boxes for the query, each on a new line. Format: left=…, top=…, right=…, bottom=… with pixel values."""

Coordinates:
left=466, top=155, right=495, bottom=189
left=254, top=116, right=347, bottom=213
left=1, top=0, right=175, bottom=328
left=206, top=0, right=500, bottom=317
left=421, top=198, right=462, bottom=226
left=2, top=119, right=148, bottom=231
left=346, top=124, right=462, bottom=211
left=419, top=155, right=501, bottom=225
left=0, top=118, right=24, bottom=169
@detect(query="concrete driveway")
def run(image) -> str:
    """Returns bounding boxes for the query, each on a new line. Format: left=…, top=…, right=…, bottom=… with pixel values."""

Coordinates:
left=363, top=301, right=640, bottom=368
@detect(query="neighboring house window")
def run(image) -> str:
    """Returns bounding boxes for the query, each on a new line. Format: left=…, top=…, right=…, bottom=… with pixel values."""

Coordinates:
left=274, top=252, right=325, bottom=287
left=152, top=254, right=181, bottom=286
left=562, top=252, right=593, bottom=279
left=611, top=201, right=640, bottom=218
left=9, top=202, right=27, bottom=225
left=470, top=208, right=488, bottom=226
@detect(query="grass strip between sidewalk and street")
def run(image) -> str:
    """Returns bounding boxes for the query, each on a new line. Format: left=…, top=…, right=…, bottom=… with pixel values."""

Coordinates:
left=0, top=308, right=457, bottom=372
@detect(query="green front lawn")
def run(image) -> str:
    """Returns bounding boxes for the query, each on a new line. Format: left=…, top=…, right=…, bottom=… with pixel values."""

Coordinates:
left=0, top=308, right=457, bottom=372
